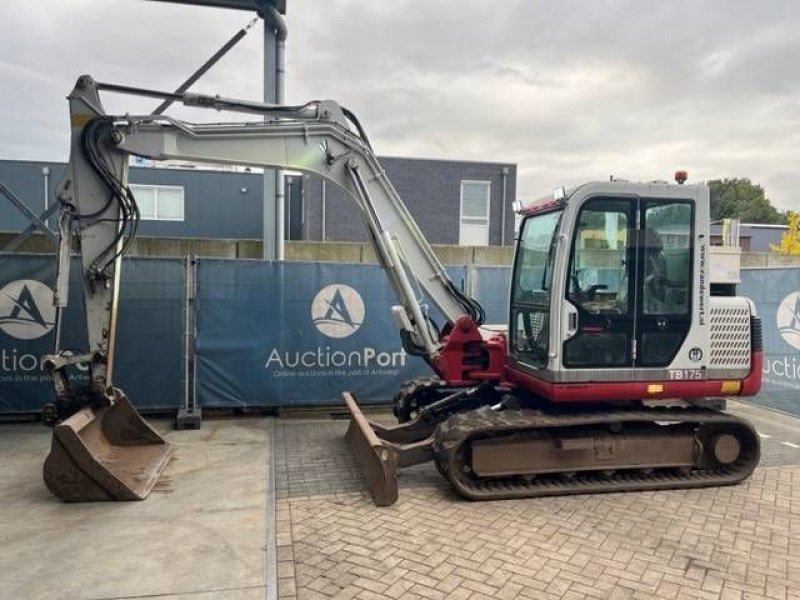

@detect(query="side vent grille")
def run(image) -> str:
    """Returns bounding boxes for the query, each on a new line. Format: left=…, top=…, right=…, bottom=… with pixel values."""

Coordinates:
left=710, top=299, right=752, bottom=370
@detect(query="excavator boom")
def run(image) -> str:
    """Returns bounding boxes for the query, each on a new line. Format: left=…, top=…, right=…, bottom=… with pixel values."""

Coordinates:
left=43, top=76, right=487, bottom=501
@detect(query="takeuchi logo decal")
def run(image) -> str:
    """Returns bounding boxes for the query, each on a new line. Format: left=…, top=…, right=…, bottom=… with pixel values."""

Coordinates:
left=777, top=291, right=800, bottom=351
left=0, top=279, right=56, bottom=340
left=311, top=284, right=364, bottom=338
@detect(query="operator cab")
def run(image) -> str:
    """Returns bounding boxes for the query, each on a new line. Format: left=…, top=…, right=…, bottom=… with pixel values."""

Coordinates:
left=508, top=181, right=702, bottom=392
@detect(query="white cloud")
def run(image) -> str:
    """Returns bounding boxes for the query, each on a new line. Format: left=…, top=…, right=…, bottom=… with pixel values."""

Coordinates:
left=0, top=0, right=797, bottom=211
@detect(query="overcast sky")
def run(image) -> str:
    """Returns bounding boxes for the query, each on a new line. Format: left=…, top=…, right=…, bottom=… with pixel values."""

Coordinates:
left=1, top=0, right=798, bottom=210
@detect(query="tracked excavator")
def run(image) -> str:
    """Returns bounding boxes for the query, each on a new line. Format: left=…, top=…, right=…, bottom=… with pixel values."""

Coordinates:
left=42, top=75, right=761, bottom=504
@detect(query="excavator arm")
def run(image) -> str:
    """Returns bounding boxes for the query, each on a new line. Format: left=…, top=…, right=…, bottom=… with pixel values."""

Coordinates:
left=42, top=75, right=498, bottom=502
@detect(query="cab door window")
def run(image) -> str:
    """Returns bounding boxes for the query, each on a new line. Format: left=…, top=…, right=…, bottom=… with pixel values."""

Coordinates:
left=564, top=198, right=634, bottom=368
left=637, top=201, right=693, bottom=366
left=641, top=203, right=692, bottom=315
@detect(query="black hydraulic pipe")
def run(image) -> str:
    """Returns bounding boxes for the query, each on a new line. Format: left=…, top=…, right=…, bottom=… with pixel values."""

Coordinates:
left=151, top=16, right=259, bottom=115
left=95, top=80, right=315, bottom=117
left=96, top=82, right=183, bottom=102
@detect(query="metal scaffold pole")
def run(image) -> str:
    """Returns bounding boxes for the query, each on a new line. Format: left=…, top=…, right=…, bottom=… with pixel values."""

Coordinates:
left=261, top=3, right=287, bottom=260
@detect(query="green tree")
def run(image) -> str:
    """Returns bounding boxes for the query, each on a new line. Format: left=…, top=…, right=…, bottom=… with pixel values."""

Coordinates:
left=771, top=211, right=800, bottom=255
left=708, top=178, right=784, bottom=224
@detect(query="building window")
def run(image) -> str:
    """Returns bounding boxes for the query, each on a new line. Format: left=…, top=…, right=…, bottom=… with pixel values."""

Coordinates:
left=459, top=180, right=491, bottom=245
left=129, top=184, right=185, bottom=221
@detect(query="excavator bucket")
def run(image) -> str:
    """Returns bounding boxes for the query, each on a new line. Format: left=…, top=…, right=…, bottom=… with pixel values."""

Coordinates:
left=43, top=391, right=174, bottom=502
left=343, top=392, right=399, bottom=506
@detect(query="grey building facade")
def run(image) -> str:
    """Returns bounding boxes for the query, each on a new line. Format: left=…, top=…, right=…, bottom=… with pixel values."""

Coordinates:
left=0, top=157, right=516, bottom=246
left=303, top=157, right=516, bottom=246
left=0, top=159, right=265, bottom=239
left=710, top=222, right=789, bottom=251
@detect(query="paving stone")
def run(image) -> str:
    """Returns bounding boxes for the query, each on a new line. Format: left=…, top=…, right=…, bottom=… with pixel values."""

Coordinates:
left=274, top=415, right=800, bottom=600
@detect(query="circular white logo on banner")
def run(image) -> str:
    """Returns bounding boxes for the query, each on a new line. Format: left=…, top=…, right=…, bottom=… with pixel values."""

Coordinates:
left=0, top=279, right=56, bottom=340
left=311, top=284, right=365, bottom=338
left=777, top=291, right=800, bottom=351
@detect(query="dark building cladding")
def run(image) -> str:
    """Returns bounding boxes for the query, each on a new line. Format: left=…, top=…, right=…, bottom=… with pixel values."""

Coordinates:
left=709, top=223, right=788, bottom=252
left=304, top=157, right=516, bottom=246
left=0, top=157, right=517, bottom=245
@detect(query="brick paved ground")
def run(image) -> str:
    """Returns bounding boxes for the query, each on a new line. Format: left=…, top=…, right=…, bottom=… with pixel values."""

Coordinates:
left=275, top=402, right=800, bottom=600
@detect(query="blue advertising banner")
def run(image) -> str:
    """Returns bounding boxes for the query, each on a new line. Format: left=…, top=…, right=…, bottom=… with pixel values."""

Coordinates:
left=195, top=260, right=465, bottom=407
left=0, top=254, right=184, bottom=414
left=740, top=267, right=800, bottom=416
left=115, top=258, right=185, bottom=410
left=474, top=266, right=511, bottom=325
left=7, top=251, right=793, bottom=416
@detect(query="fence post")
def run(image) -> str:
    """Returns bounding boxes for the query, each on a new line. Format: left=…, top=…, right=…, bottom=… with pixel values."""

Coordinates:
left=465, top=263, right=477, bottom=297
left=175, top=255, right=201, bottom=429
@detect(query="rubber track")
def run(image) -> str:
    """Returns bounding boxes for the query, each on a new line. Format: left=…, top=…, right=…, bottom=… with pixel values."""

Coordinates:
left=433, top=406, right=760, bottom=501
left=392, top=377, right=447, bottom=422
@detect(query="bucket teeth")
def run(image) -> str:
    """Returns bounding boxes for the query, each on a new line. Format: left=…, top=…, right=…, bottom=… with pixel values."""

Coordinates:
left=43, top=390, right=173, bottom=502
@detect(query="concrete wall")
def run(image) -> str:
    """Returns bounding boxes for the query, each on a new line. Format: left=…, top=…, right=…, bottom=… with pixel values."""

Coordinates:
left=7, top=232, right=800, bottom=268
left=0, top=233, right=517, bottom=265
left=137, top=239, right=518, bottom=266
left=741, top=252, right=800, bottom=268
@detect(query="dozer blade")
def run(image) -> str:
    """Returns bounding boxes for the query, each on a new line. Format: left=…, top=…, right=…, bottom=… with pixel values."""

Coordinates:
left=343, top=392, right=398, bottom=506
left=43, top=390, right=174, bottom=502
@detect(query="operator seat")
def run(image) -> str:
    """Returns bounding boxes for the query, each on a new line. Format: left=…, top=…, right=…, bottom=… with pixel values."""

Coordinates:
left=643, top=227, right=668, bottom=312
